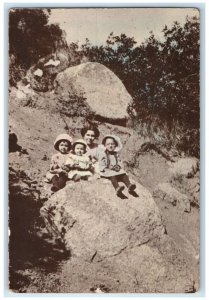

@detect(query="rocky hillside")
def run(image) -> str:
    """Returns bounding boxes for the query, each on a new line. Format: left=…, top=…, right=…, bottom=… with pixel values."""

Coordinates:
left=8, top=62, right=199, bottom=293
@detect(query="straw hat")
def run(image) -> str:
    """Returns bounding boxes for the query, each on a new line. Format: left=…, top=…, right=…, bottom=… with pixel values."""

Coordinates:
left=72, top=139, right=87, bottom=151
left=102, top=135, right=123, bottom=152
left=54, top=133, right=73, bottom=151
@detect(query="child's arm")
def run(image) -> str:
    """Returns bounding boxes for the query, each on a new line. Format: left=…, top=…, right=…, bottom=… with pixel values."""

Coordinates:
left=49, top=156, right=68, bottom=175
left=98, top=152, right=108, bottom=172
left=85, top=157, right=93, bottom=171
left=49, top=156, right=60, bottom=174
left=74, top=157, right=92, bottom=171
left=64, top=156, right=77, bottom=171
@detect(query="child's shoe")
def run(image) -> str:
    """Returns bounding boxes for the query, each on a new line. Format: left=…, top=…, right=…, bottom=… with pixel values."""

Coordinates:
left=128, top=183, right=136, bottom=193
left=116, top=185, right=125, bottom=196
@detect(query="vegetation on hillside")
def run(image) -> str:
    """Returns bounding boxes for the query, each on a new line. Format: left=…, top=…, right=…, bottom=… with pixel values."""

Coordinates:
left=74, top=16, right=200, bottom=156
left=9, top=9, right=200, bottom=156
left=9, top=9, right=66, bottom=85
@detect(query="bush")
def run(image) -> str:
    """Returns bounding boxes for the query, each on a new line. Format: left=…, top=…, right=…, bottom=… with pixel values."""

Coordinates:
left=78, top=16, right=200, bottom=157
left=56, top=90, right=93, bottom=119
left=9, top=9, right=66, bottom=86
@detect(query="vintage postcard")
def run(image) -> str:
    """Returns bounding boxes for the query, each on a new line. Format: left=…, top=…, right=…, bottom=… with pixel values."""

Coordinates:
left=8, top=7, right=200, bottom=293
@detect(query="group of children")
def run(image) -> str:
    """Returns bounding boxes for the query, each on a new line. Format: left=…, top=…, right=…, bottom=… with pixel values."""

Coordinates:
left=46, top=132, right=136, bottom=197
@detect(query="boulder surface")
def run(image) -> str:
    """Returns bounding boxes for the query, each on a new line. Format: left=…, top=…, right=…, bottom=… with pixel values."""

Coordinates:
left=55, top=62, right=132, bottom=121
left=40, top=178, right=194, bottom=293
left=153, top=182, right=191, bottom=212
left=169, top=157, right=199, bottom=178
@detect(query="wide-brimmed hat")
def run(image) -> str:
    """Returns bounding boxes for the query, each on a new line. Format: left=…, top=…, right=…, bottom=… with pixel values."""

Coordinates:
left=72, top=139, right=87, bottom=152
left=54, top=133, right=73, bottom=151
left=102, top=135, right=123, bottom=152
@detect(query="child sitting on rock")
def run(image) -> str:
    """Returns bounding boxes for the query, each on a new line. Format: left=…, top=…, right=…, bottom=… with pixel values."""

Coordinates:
left=45, top=133, right=73, bottom=192
left=65, top=139, right=93, bottom=182
left=99, top=135, right=136, bottom=197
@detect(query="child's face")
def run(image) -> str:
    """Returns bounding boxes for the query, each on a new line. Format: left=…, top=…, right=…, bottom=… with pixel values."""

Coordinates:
left=105, top=138, right=116, bottom=152
left=58, top=140, right=70, bottom=154
left=84, top=130, right=95, bottom=145
left=74, top=144, right=85, bottom=156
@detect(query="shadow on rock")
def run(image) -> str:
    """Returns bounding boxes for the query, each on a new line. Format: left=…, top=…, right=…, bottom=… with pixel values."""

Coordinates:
left=129, top=190, right=139, bottom=198
left=117, top=192, right=128, bottom=200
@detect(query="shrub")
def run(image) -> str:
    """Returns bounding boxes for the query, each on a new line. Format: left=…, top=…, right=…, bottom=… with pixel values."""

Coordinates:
left=56, top=90, right=93, bottom=119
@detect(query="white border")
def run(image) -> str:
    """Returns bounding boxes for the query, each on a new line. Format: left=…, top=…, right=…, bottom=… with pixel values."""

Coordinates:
left=1, top=1, right=208, bottom=300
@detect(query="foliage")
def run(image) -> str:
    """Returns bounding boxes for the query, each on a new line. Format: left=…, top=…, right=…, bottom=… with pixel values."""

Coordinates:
left=8, top=9, right=199, bottom=156
left=9, top=9, right=65, bottom=85
left=9, top=55, right=26, bottom=86
left=76, top=16, right=200, bottom=156
left=56, top=89, right=93, bottom=119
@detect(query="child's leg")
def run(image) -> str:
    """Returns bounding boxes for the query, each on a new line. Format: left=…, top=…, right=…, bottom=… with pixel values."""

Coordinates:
left=59, top=173, right=68, bottom=188
left=109, top=176, right=125, bottom=196
left=109, top=176, right=119, bottom=189
left=119, top=174, right=136, bottom=192
left=51, top=173, right=68, bottom=191
left=118, top=174, right=131, bottom=187
left=51, top=175, right=59, bottom=191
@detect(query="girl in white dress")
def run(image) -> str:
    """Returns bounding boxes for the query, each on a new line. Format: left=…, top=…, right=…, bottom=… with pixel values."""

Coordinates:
left=65, top=139, right=93, bottom=182
left=45, top=133, right=73, bottom=191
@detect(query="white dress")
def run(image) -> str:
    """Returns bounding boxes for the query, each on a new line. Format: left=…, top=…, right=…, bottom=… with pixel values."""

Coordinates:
left=65, top=153, right=93, bottom=179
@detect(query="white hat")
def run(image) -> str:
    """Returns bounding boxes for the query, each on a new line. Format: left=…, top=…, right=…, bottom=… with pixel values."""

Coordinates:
left=102, top=135, right=123, bottom=152
left=72, top=139, right=87, bottom=151
left=54, top=133, right=73, bottom=151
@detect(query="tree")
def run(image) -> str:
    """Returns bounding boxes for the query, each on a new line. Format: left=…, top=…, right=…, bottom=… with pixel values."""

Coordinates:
left=78, top=16, right=200, bottom=155
left=9, top=9, right=65, bottom=79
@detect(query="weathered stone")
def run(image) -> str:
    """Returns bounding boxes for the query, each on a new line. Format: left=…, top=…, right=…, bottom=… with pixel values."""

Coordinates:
left=153, top=182, right=191, bottom=212
left=26, top=50, right=70, bottom=92
left=41, top=179, right=165, bottom=259
left=40, top=179, right=194, bottom=292
left=58, top=237, right=194, bottom=293
left=55, top=62, right=132, bottom=121
left=169, top=157, right=199, bottom=178
left=43, top=51, right=69, bottom=75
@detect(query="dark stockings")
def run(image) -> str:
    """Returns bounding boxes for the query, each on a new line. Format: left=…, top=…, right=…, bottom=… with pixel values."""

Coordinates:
left=51, top=173, right=68, bottom=191
left=109, top=174, right=131, bottom=190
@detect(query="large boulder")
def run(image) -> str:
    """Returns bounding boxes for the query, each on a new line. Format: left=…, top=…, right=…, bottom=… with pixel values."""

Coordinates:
left=55, top=62, right=132, bottom=122
left=40, top=179, right=194, bottom=292
left=58, top=237, right=194, bottom=293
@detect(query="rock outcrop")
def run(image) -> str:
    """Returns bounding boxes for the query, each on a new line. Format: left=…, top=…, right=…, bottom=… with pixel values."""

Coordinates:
left=25, top=50, right=70, bottom=92
left=8, top=60, right=199, bottom=293
left=40, top=179, right=194, bottom=293
left=153, top=182, right=191, bottom=212
left=55, top=62, right=132, bottom=122
left=169, top=157, right=199, bottom=178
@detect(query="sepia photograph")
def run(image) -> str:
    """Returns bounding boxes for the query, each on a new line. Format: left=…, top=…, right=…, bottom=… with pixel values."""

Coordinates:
left=8, top=6, right=200, bottom=294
